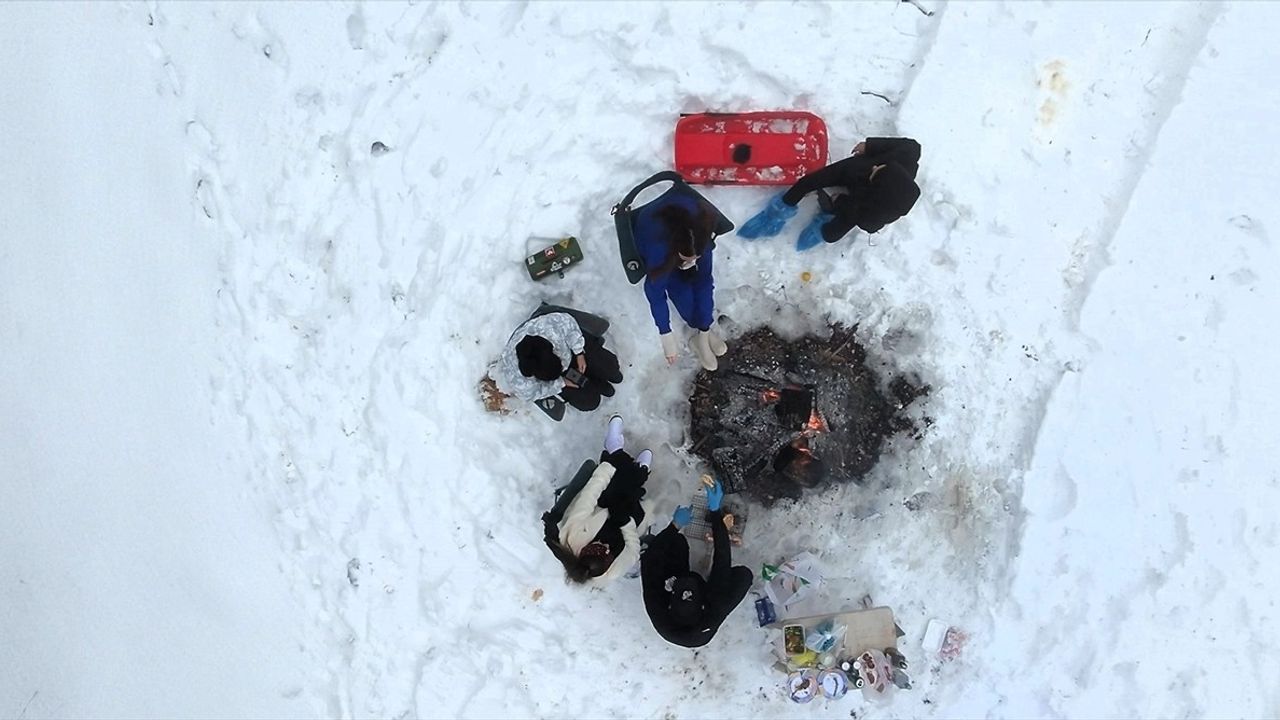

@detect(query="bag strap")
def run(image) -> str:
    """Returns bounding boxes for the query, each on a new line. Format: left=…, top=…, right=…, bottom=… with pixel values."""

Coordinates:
left=610, top=171, right=685, bottom=215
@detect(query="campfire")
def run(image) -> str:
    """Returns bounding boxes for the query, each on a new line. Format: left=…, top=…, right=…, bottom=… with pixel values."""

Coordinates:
left=689, top=325, right=927, bottom=504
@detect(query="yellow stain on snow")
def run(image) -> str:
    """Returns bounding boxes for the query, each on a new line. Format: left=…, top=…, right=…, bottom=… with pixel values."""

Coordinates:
left=1035, top=59, right=1070, bottom=142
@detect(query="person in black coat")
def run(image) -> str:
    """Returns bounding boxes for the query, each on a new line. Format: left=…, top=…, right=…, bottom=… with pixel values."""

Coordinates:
left=737, top=137, right=922, bottom=251
left=641, top=480, right=753, bottom=648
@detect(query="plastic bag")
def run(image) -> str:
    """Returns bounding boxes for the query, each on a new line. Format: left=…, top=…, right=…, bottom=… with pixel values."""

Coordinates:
left=804, top=620, right=846, bottom=653
left=854, top=649, right=896, bottom=702
left=761, top=552, right=824, bottom=612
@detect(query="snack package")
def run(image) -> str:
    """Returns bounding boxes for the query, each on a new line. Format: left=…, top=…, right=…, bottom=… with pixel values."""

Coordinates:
left=761, top=552, right=823, bottom=612
left=854, top=649, right=896, bottom=702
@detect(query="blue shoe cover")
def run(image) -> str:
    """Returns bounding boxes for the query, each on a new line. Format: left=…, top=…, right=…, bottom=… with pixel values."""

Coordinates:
left=796, top=213, right=833, bottom=251
left=736, top=193, right=797, bottom=240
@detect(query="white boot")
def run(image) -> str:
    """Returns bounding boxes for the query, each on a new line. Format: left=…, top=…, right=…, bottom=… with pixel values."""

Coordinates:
left=706, top=327, right=728, bottom=357
left=635, top=449, right=653, bottom=470
left=691, top=331, right=718, bottom=371
left=604, top=415, right=624, bottom=453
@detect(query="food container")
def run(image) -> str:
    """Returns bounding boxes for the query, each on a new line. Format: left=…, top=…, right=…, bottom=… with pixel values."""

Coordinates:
left=787, top=670, right=819, bottom=703
left=818, top=669, right=849, bottom=699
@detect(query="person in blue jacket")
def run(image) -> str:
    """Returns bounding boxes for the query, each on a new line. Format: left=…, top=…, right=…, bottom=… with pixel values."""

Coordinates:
left=633, top=192, right=728, bottom=371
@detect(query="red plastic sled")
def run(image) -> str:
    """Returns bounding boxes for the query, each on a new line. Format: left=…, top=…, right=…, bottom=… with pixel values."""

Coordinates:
left=674, top=111, right=828, bottom=185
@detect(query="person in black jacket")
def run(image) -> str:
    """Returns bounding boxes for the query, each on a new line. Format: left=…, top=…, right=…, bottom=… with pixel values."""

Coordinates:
left=641, top=479, right=753, bottom=648
left=737, top=137, right=922, bottom=251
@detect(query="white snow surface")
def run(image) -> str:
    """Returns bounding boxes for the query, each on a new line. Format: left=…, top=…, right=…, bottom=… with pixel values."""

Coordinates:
left=2, top=2, right=1278, bottom=718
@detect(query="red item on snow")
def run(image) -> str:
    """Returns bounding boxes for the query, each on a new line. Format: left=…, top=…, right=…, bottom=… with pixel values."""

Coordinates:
left=674, top=111, right=828, bottom=185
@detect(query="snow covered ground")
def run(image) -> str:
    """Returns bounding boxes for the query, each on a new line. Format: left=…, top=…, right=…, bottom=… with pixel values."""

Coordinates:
left=3, top=1, right=1278, bottom=718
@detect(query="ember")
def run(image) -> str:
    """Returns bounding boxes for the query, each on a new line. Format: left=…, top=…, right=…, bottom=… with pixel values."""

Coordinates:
left=805, top=407, right=828, bottom=434
left=689, top=324, right=928, bottom=504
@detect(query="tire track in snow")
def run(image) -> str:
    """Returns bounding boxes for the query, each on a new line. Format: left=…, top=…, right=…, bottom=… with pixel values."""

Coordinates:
left=832, top=13, right=1246, bottom=704
left=966, top=8, right=1243, bottom=714
left=885, top=0, right=947, bottom=124
left=1003, top=2, right=1226, bottom=589
left=1061, top=4, right=1225, bottom=332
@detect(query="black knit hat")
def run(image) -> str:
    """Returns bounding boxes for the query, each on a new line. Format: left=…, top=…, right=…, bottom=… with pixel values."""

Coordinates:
left=516, top=335, right=563, bottom=381
left=874, top=162, right=921, bottom=216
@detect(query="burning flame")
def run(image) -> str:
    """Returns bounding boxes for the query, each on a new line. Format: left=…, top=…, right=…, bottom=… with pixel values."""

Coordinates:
left=805, top=408, right=828, bottom=434
left=760, top=388, right=781, bottom=403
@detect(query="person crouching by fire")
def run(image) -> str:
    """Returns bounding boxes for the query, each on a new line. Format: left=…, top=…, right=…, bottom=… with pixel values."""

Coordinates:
left=641, top=478, right=753, bottom=647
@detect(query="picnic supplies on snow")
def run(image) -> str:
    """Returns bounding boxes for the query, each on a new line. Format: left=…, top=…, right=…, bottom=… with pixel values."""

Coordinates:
left=761, top=552, right=823, bottom=612
left=754, top=596, right=778, bottom=627
left=818, top=668, right=849, bottom=699
left=852, top=648, right=896, bottom=702
left=804, top=619, right=846, bottom=654
left=786, top=669, right=820, bottom=704
left=783, top=624, right=806, bottom=656
left=923, top=618, right=968, bottom=662
left=769, top=606, right=901, bottom=679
